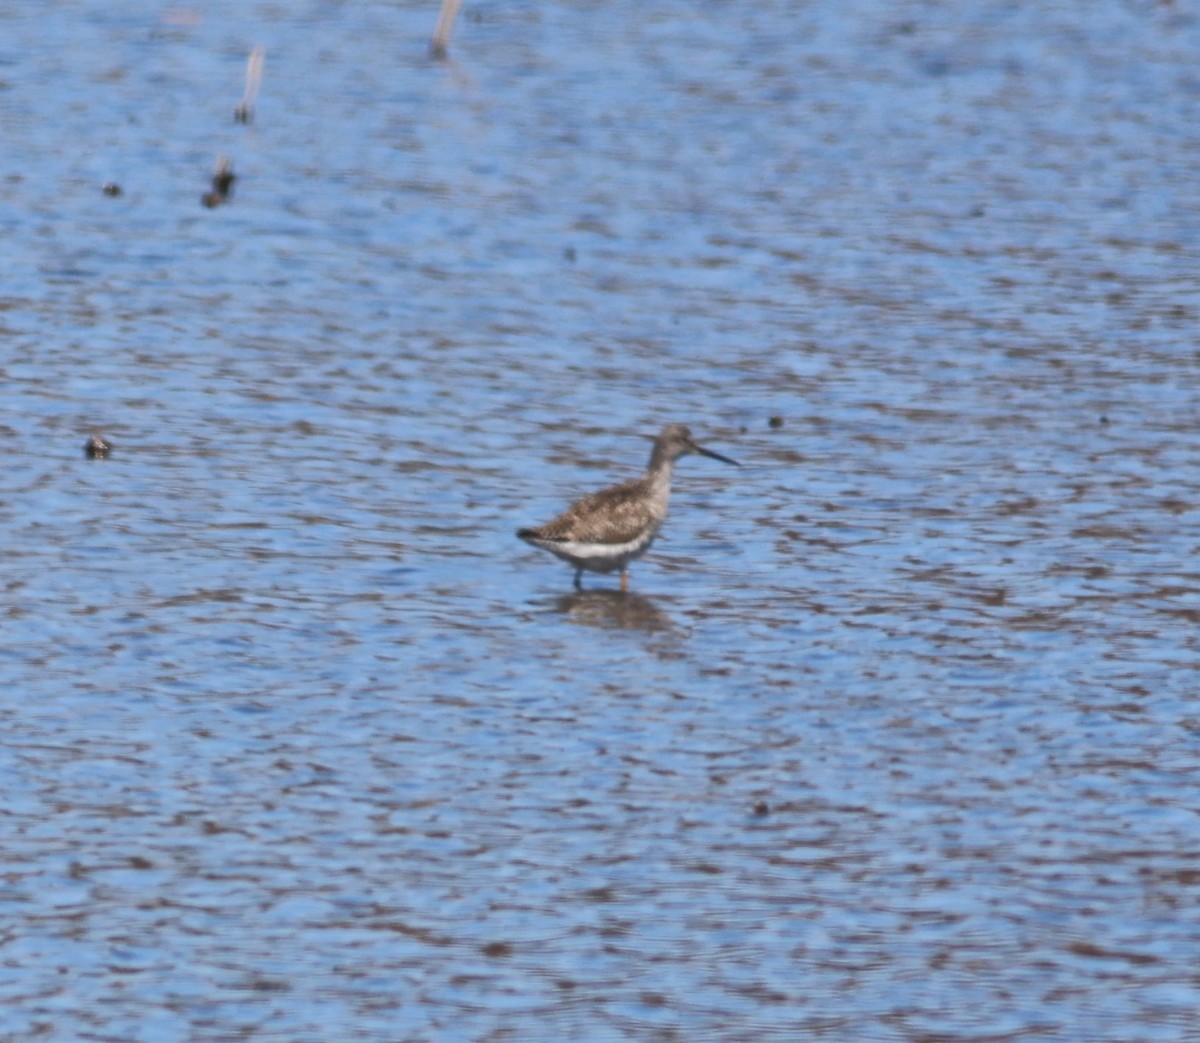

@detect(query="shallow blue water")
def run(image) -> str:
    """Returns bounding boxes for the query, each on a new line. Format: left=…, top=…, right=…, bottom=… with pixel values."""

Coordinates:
left=3, top=1, right=1200, bottom=1040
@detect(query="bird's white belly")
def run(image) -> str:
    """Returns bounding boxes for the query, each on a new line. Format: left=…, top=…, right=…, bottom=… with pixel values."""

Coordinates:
left=547, top=531, right=657, bottom=572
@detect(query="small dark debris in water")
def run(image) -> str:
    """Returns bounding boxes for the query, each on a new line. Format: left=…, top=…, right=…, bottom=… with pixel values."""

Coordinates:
left=563, top=246, right=577, bottom=263
left=213, top=157, right=236, bottom=198
left=481, top=941, right=513, bottom=958
left=102, top=182, right=123, bottom=197
left=769, top=415, right=784, bottom=429
left=752, top=800, right=770, bottom=817
left=234, top=103, right=251, bottom=124
left=85, top=435, right=111, bottom=459
left=202, top=156, right=236, bottom=208
left=1100, top=415, right=1109, bottom=425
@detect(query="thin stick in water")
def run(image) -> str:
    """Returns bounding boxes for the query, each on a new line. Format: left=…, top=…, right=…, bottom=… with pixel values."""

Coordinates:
left=430, top=0, right=463, bottom=59
left=235, top=45, right=266, bottom=123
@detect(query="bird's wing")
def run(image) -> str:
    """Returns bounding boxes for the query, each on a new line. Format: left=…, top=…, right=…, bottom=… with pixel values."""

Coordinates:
left=532, top=478, right=657, bottom=546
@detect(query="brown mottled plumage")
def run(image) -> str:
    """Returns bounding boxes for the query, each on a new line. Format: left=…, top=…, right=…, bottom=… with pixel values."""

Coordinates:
left=517, top=424, right=738, bottom=591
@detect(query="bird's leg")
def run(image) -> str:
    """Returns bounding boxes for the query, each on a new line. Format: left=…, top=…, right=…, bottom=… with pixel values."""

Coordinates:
left=620, top=569, right=629, bottom=593
left=573, top=567, right=583, bottom=590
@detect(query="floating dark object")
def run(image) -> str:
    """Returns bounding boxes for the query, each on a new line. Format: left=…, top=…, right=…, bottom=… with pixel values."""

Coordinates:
left=768, top=415, right=784, bottom=429
left=102, top=182, right=123, bottom=197
left=212, top=156, right=236, bottom=199
left=752, top=800, right=770, bottom=817
left=202, top=156, right=236, bottom=208
left=85, top=435, right=111, bottom=459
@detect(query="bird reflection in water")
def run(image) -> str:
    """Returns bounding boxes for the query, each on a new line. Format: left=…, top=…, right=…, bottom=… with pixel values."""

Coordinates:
left=550, top=588, right=675, bottom=634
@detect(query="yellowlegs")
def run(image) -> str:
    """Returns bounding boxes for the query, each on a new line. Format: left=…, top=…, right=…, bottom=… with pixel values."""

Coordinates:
left=517, top=424, right=739, bottom=591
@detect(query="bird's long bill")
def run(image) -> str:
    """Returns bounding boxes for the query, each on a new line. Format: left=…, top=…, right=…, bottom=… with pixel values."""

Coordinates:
left=691, top=440, right=740, bottom=466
